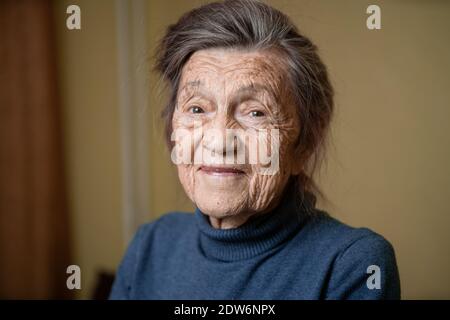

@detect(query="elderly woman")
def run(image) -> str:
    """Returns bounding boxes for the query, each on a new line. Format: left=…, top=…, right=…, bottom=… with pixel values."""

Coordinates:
left=110, top=0, right=400, bottom=300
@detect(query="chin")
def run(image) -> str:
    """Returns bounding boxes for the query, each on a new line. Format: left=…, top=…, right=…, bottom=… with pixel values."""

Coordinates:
left=196, top=200, right=247, bottom=218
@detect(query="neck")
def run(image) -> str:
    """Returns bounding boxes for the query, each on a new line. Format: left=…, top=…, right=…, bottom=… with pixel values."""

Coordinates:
left=207, top=198, right=283, bottom=230
left=208, top=213, right=252, bottom=229
left=194, top=185, right=311, bottom=261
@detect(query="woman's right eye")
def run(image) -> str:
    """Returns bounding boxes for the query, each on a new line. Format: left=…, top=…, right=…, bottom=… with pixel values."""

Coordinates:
left=188, top=106, right=205, bottom=114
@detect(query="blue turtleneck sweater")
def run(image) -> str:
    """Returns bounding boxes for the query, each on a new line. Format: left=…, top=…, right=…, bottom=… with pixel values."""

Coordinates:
left=109, top=190, right=400, bottom=300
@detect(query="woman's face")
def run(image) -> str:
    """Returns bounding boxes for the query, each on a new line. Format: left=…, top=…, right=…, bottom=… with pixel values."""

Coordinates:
left=172, top=48, right=301, bottom=226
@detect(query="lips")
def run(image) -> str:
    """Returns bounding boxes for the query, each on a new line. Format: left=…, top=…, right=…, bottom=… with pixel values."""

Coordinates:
left=199, top=166, right=245, bottom=176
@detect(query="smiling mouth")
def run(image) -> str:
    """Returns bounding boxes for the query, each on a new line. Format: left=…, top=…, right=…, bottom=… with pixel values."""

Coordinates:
left=199, top=166, right=246, bottom=176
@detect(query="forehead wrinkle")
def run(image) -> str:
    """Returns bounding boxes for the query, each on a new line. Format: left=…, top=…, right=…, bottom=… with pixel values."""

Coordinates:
left=183, top=50, right=285, bottom=81
left=224, top=63, right=285, bottom=98
left=184, top=58, right=225, bottom=75
left=185, top=52, right=284, bottom=79
left=179, top=50, right=289, bottom=108
left=178, top=80, right=201, bottom=96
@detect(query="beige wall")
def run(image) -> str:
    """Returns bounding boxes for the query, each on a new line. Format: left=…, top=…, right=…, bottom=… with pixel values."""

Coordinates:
left=272, top=0, right=450, bottom=299
left=54, top=0, right=450, bottom=299
left=53, top=0, right=124, bottom=298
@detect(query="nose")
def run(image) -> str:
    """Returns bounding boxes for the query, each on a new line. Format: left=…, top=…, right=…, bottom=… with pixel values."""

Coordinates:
left=202, top=114, right=236, bottom=156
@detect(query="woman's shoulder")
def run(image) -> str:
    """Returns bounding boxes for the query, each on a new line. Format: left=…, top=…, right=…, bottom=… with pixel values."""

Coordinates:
left=297, top=210, right=400, bottom=299
left=143, top=211, right=195, bottom=227
left=137, top=211, right=196, bottom=241
left=303, top=210, right=395, bottom=253
left=118, top=212, right=196, bottom=267
left=109, top=211, right=195, bottom=299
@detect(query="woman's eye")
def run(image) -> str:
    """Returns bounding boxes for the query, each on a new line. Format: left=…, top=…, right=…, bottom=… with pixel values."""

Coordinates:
left=189, top=106, right=205, bottom=114
left=250, top=110, right=265, bottom=117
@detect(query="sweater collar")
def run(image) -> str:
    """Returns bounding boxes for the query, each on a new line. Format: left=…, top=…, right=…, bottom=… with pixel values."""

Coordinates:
left=195, top=186, right=313, bottom=262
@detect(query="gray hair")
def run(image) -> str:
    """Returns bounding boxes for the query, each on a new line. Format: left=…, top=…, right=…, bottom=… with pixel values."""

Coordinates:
left=156, top=0, right=334, bottom=202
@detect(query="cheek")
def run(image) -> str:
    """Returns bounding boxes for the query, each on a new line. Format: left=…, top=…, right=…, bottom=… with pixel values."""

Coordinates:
left=245, top=129, right=298, bottom=211
left=172, top=111, right=197, bottom=130
left=177, top=165, right=196, bottom=202
left=247, top=170, right=290, bottom=212
left=251, top=124, right=298, bottom=175
left=276, top=113, right=301, bottom=172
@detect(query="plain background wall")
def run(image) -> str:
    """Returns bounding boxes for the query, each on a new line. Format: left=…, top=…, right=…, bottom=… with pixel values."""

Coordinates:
left=53, top=0, right=450, bottom=299
left=53, top=0, right=124, bottom=298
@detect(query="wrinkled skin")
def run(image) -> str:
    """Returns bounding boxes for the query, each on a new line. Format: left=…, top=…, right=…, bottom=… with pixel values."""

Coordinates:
left=172, top=48, right=302, bottom=229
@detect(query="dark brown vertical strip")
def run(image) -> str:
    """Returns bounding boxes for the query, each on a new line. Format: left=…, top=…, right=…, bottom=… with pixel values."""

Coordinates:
left=0, top=0, right=72, bottom=299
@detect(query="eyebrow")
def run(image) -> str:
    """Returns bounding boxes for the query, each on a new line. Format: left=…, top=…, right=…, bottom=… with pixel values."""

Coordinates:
left=179, top=81, right=276, bottom=104
left=184, top=80, right=201, bottom=88
left=235, top=83, right=272, bottom=95
left=178, top=80, right=213, bottom=104
left=179, top=80, right=203, bottom=94
left=231, top=83, right=276, bottom=105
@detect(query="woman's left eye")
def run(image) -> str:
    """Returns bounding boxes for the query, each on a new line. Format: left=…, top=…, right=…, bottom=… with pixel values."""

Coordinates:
left=250, top=110, right=265, bottom=117
left=189, top=105, right=205, bottom=114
